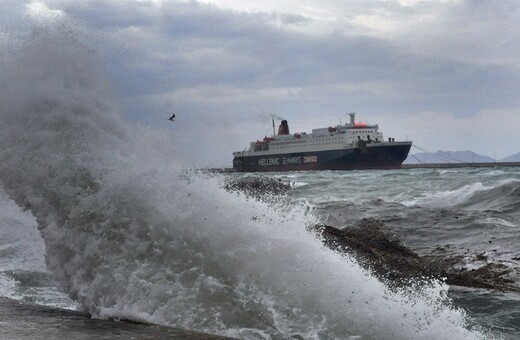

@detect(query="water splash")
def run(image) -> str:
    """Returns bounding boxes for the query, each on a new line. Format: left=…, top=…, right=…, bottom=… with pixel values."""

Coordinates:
left=0, top=24, right=487, bottom=339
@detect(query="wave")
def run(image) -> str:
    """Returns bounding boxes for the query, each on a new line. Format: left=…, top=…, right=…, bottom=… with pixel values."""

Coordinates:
left=0, top=23, right=486, bottom=339
left=0, top=188, right=46, bottom=272
left=457, top=180, right=520, bottom=213
left=403, top=180, right=520, bottom=213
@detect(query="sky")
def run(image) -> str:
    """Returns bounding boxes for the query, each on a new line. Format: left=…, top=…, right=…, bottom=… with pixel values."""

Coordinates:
left=2, top=0, right=520, bottom=166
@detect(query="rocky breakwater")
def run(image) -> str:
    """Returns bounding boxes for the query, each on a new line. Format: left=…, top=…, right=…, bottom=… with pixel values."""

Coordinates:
left=314, top=220, right=519, bottom=292
left=224, top=175, right=519, bottom=293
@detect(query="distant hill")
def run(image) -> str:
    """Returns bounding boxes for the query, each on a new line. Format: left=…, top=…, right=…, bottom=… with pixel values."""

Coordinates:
left=405, top=150, right=494, bottom=164
left=500, top=151, right=520, bottom=162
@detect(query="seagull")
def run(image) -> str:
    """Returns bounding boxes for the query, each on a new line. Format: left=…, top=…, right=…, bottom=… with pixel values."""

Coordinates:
left=168, top=113, right=175, bottom=121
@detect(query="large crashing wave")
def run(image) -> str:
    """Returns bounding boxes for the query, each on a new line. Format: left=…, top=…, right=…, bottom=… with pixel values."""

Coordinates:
left=0, top=25, right=486, bottom=339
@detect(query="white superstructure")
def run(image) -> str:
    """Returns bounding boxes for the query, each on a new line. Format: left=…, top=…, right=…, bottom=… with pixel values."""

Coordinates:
left=234, top=113, right=387, bottom=157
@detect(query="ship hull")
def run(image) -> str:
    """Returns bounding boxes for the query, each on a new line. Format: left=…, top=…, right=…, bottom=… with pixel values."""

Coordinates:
left=233, top=142, right=412, bottom=172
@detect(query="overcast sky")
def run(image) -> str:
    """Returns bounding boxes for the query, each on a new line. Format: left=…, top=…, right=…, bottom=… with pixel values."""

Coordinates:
left=2, top=0, right=520, bottom=165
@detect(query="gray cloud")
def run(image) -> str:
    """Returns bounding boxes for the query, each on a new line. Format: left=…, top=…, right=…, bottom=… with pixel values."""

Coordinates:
left=2, top=0, right=520, bottom=163
left=63, top=1, right=518, bottom=110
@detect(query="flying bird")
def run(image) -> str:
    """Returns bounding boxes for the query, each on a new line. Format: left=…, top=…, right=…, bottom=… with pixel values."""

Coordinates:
left=168, top=113, right=175, bottom=121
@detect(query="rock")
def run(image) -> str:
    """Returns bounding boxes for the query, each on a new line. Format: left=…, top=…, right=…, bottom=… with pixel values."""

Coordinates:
left=0, top=297, right=234, bottom=339
left=312, top=219, right=520, bottom=292
left=224, top=175, right=291, bottom=199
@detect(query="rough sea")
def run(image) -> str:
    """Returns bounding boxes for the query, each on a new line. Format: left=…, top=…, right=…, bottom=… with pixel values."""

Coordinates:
left=2, top=23, right=520, bottom=340
left=2, top=165, right=520, bottom=339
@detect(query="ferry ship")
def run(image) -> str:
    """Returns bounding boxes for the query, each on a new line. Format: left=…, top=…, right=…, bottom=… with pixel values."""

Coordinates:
left=232, top=113, right=412, bottom=172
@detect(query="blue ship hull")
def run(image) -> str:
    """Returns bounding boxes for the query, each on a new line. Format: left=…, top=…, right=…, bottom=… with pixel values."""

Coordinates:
left=233, top=142, right=412, bottom=172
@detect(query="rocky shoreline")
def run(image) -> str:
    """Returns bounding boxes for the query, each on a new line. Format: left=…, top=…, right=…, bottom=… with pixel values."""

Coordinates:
left=0, top=297, right=233, bottom=340
left=314, top=220, right=519, bottom=292
left=226, top=174, right=520, bottom=293
left=224, top=174, right=292, bottom=197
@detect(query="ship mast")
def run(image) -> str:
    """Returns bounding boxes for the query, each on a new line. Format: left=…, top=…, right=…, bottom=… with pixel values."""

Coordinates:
left=272, top=118, right=275, bottom=137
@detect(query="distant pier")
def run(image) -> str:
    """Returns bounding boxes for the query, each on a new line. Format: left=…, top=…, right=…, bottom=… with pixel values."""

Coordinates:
left=402, top=162, right=520, bottom=169
left=203, top=162, right=520, bottom=173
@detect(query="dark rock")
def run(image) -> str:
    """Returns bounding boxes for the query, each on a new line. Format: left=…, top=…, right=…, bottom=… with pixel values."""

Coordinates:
left=224, top=175, right=291, bottom=199
left=312, top=219, right=520, bottom=292
left=0, top=297, right=234, bottom=339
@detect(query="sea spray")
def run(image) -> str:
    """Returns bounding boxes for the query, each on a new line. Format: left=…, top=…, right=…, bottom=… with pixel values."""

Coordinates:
left=0, top=24, right=487, bottom=339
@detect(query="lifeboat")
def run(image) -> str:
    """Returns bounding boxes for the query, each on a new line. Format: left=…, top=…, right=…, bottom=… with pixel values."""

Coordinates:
left=328, top=127, right=337, bottom=132
left=354, top=122, right=367, bottom=128
left=294, top=133, right=301, bottom=138
left=263, top=136, right=274, bottom=142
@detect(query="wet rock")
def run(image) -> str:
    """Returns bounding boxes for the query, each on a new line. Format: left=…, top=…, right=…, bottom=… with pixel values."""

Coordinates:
left=313, top=219, right=520, bottom=292
left=475, top=252, right=488, bottom=261
left=0, top=297, right=233, bottom=339
left=224, top=175, right=291, bottom=198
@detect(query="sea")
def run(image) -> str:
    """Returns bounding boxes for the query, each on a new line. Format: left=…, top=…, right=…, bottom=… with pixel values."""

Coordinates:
left=1, top=165, right=520, bottom=340
left=2, top=24, right=520, bottom=340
